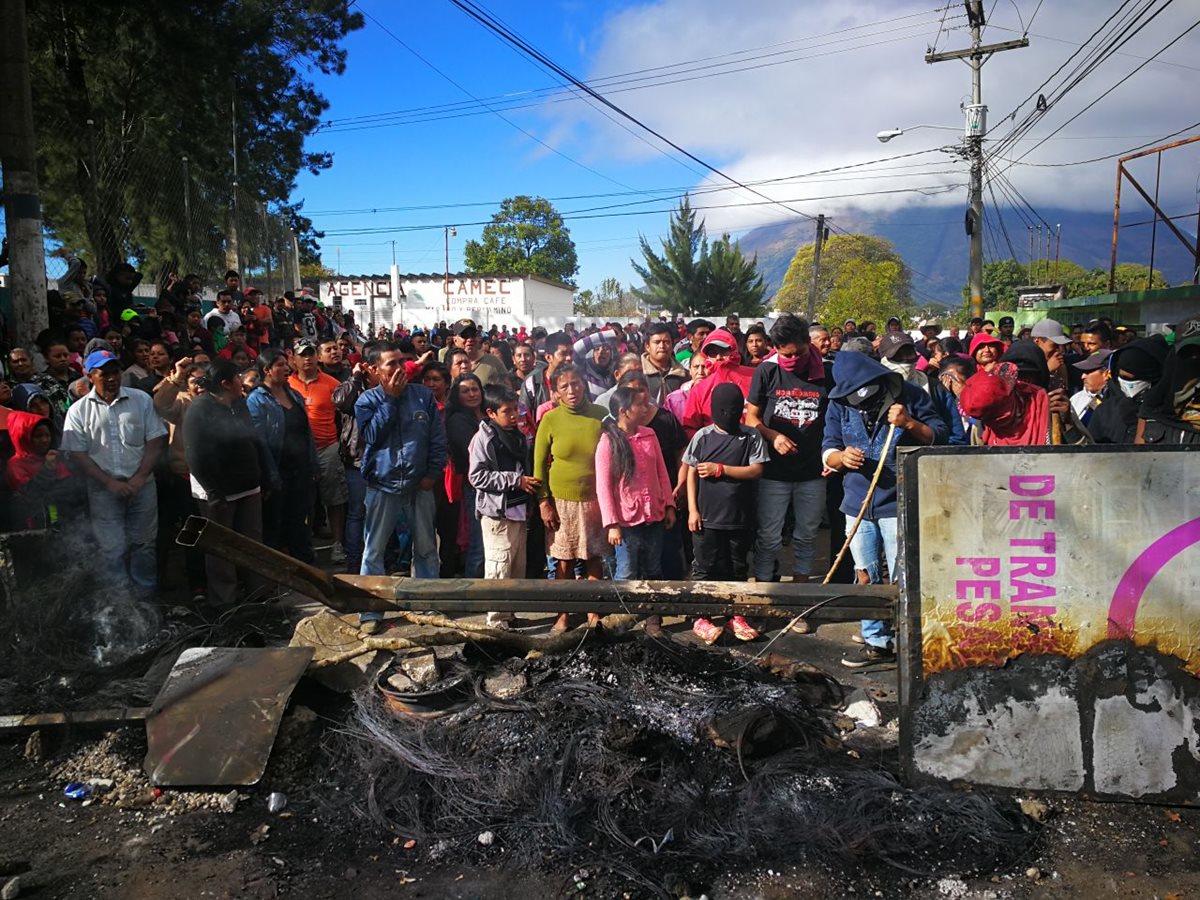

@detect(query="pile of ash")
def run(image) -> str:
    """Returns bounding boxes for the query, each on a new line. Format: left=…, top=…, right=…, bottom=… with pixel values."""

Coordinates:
left=327, top=638, right=1038, bottom=891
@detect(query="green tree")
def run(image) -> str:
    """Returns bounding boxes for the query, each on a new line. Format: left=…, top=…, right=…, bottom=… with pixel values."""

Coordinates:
left=702, top=233, right=767, bottom=316
left=970, top=258, right=1171, bottom=309
left=574, top=277, right=640, bottom=318
left=29, top=0, right=362, bottom=281
left=818, top=257, right=910, bottom=327
left=776, top=234, right=913, bottom=322
left=463, top=196, right=579, bottom=286
left=962, top=259, right=1028, bottom=312
left=631, top=199, right=767, bottom=316
left=299, top=261, right=336, bottom=280
left=631, top=197, right=708, bottom=315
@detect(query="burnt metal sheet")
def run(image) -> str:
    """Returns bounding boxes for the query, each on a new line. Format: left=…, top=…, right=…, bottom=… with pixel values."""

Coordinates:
left=898, top=445, right=1200, bottom=804
left=144, top=646, right=313, bottom=787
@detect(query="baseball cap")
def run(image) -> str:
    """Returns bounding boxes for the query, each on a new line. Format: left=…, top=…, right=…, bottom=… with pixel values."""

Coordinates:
left=1175, top=315, right=1200, bottom=351
left=120, top=308, right=140, bottom=322
left=451, top=318, right=478, bottom=337
left=85, top=350, right=120, bottom=372
left=999, top=316, right=1015, bottom=327
left=245, top=286, right=262, bottom=296
left=1030, top=318, right=1070, bottom=345
left=1073, top=349, right=1113, bottom=372
left=879, top=332, right=916, bottom=360
left=295, top=340, right=317, bottom=355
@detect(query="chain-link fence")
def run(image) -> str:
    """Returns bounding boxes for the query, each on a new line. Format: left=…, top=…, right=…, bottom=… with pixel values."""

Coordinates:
left=22, top=126, right=302, bottom=299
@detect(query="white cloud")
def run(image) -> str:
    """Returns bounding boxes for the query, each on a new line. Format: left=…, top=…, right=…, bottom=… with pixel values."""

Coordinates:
left=540, top=0, right=1200, bottom=233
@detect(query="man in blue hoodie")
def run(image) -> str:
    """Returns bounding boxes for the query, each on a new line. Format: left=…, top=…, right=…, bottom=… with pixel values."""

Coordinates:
left=822, top=349, right=947, bottom=667
left=355, top=342, right=447, bottom=631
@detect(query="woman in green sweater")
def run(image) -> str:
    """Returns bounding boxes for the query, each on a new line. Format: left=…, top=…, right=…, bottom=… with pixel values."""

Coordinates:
left=534, top=363, right=608, bottom=631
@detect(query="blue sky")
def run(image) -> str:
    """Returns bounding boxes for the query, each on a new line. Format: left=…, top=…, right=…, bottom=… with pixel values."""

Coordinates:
left=295, top=0, right=1200, bottom=292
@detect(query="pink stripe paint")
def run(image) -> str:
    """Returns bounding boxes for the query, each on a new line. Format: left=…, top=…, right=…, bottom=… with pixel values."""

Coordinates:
left=1107, top=517, right=1200, bottom=640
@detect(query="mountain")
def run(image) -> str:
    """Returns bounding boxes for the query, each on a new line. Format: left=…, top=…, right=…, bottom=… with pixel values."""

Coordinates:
left=733, top=204, right=1198, bottom=305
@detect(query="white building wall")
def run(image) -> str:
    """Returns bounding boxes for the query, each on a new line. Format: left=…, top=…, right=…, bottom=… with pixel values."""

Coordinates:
left=319, top=274, right=573, bottom=331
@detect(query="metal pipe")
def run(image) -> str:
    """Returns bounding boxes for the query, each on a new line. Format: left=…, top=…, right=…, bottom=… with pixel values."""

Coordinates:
left=1148, top=153, right=1161, bottom=290
left=177, top=516, right=335, bottom=602
left=333, top=575, right=895, bottom=620
left=176, top=517, right=895, bottom=620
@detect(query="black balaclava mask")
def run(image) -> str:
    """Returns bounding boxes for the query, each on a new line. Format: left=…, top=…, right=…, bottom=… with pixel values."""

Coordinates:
left=845, top=378, right=898, bottom=429
left=710, top=382, right=744, bottom=433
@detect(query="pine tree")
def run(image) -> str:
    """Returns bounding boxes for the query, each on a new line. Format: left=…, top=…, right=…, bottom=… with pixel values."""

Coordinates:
left=631, top=197, right=708, bottom=315
left=703, top=234, right=766, bottom=316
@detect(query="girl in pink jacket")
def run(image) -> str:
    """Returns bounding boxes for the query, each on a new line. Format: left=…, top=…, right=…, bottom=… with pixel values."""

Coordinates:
left=595, top=386, right=676, bottom=581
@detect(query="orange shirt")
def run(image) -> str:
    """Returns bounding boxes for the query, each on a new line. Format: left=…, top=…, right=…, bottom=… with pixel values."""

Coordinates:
left=289, top=371, right=341, bottom=449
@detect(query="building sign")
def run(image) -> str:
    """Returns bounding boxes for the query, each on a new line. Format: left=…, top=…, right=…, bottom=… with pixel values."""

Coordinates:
left=324, top=279, right=393, bottom=303
left=900, top=446, right=1200, bottom=802
left=912, top=449, right=1200, bottom=676
left=444, top=277, right=514, bottom=314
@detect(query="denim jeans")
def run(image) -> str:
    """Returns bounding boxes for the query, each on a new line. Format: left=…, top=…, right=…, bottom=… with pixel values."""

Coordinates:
left=613, top=521, right=665, bottom=580
left=848, top=516, right=898, bottom=649
left=361, top=487, right=438, bottom=578
left=344, top=466, right=366, bottom=574
left=461, top=483, right=484, bottom=578
left=87, top=478, right=158, bottom=595
left=753, top=478, right=827, bottom=581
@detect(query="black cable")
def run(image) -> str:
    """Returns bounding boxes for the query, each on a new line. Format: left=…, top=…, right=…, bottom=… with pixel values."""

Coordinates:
left=307, top=146, right=959, bottom=217
left=986, top=0, right=1174, bottom=164
left=996, top=17, right=1200, bottom=173
left=322, top=11, right=955, bottom=130
left=985, top=0, right=1159, bottom=161
left=996, top=120, right=1200, bottom=167
left=445, top=0, right=821, bottom=224
left=985, top=0, right=1145, bottom=151
left=319, top=183, right=969, bottom=236
left=358, top=8, right=638, bottom=192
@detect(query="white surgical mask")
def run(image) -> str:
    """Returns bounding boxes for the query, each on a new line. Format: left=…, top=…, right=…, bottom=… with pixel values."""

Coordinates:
left=1118, top=377, right=1150, bottom=399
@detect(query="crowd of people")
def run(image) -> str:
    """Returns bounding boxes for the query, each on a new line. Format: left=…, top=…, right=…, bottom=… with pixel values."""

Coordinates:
left=2, top=258, right=1197, bottom=668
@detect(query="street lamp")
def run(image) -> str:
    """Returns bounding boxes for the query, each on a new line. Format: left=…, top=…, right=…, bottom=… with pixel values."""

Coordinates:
left=875, top=124, right=960, bottom=143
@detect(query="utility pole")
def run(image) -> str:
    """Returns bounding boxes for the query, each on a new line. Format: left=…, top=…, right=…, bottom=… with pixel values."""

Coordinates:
left=443, top=225, right=456, bottom=312
left=229, top=85, right=242, bottom=277
left=926, top=0, right=1027, bottom=320
left=0, top=0, right=49, bottom=347
left=806, top=213, right=827, bottom=323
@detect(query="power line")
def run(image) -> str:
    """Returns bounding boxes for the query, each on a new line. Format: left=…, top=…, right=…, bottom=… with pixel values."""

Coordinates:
left=318, top=183, right=968, bottom=236
left=987, top=23, right=1200, bottom=72
left=995, top=16, right=1200, bottom=172
left=320, top=11, right=957, bottom=132
left=986, top=0, right=1175, bottom=163
left=357, top=7, right=638, bottom=192
left=307, top=162, right=963, bottom=218
left=444, top=0, right=824, bottom=225
left=995, top=119, right=1200, bottom=167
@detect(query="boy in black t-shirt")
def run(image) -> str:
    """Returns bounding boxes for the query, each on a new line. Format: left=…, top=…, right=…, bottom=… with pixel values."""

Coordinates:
left=682, top=382, right=768, bottom=643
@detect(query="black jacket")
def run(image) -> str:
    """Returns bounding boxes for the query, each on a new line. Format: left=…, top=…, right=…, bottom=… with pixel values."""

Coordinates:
left=183, top=393, right=265, bottom=500
left=333, top=371, right=369, bottom=466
